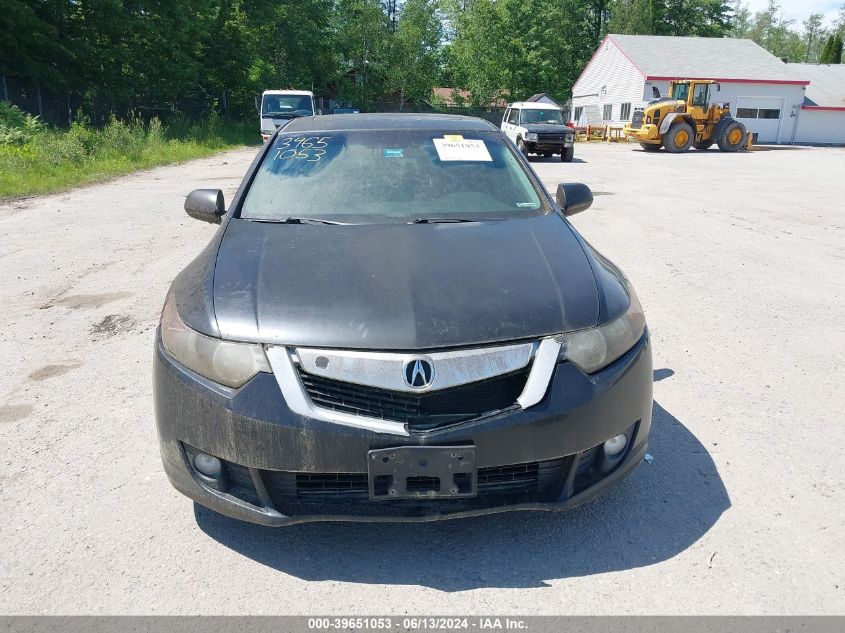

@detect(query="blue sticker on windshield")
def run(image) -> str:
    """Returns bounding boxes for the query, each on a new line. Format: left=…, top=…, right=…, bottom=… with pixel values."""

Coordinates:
left=383, top=148, right=404, bottom=158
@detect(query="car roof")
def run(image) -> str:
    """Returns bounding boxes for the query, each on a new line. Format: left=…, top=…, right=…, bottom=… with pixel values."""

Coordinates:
left=283, top=113, right=499, bottom=133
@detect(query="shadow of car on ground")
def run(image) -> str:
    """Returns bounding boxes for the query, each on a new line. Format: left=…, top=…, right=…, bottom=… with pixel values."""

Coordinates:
left=195, top=368, right=729, bottom=590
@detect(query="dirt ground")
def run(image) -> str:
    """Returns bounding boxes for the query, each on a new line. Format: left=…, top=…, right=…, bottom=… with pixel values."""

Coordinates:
left=1, top=141, right=843, bottom=614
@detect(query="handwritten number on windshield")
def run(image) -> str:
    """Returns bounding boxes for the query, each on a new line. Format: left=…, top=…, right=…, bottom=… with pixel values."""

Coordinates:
left=275, top=137, right=330, bottom=162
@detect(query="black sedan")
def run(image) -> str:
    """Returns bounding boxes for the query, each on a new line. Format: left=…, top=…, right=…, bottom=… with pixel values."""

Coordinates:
left=154, top=114, right=652, bottom=525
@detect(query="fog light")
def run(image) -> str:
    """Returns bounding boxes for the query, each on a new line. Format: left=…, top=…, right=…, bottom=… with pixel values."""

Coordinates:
left=193, top=453, right=222, bottom=478
left=603, top=433, right=628, bottom=456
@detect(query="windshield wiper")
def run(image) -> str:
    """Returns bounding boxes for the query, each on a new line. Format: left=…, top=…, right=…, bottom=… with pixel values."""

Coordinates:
left=250, top=217, right=348, bottom=225
left=410, top=217, right=503, bottom=224
left=280, top=217, right=347, bottom=225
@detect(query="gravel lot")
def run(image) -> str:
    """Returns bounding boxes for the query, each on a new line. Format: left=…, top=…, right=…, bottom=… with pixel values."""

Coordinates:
left=1, top=141, right=843, bottom=615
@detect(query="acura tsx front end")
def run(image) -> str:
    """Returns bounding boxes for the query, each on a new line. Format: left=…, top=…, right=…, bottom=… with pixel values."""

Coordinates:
left=154, top=114, right=653, bottom=525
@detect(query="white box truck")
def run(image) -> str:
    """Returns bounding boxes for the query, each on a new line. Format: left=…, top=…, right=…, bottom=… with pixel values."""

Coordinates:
left=259, top=89, right=317, bottom=142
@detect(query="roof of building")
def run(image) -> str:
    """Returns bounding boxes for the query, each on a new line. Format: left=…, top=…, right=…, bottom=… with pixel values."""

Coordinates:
left=526, top=93, right=563, bottom=107
left=606, top=34, right=810, bottom=85
left=786, top=63, right=845, bottom=109
left=284, top=113, right=499, bottom=133
left=431, top=87, right=509, bottom=107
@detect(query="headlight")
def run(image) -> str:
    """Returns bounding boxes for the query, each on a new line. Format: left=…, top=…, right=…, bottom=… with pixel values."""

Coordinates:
left=160, top=291, right=271, bottom=388
left=556, top=287, right=646, bottom=373
left=526, top=133, right=538, bottom=141
left=566, top=134, right=574, bottom=143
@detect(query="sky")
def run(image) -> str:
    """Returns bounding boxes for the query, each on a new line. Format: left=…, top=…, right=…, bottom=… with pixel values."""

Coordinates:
left=744, top=0, right=843, bottom=28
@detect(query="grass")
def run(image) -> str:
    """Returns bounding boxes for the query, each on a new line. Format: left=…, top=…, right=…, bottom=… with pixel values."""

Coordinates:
left=0, top=103, right=257, bottom=200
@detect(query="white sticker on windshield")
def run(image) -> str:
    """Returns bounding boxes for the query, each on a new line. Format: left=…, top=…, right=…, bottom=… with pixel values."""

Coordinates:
left=433, top=138, right=492, bottom=162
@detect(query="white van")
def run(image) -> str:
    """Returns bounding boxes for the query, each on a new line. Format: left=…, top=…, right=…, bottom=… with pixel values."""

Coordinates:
left=259, top=90, right=317, bottom=142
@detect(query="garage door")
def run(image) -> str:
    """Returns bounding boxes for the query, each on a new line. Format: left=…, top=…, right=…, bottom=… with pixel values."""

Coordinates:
left=734, top=97, right=784, bottom=143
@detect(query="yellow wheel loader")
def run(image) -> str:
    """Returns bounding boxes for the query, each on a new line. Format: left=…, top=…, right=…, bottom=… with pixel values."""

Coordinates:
left=623, top=80, right=749, bottom=153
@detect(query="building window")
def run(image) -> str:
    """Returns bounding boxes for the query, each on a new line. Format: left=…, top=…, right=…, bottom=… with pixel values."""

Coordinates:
left=574, top=106, right=583, bottom=121
left=620, top=102, right=631, bottom=121
left=603, top=104, right=613, bottom=121
left=736, top=107, right=781, bottom=120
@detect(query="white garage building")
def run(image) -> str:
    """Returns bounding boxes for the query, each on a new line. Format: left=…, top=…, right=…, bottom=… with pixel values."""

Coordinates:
left=787, top=63, right=845, bottom=145
left=571, top=34, right=844, bottom=145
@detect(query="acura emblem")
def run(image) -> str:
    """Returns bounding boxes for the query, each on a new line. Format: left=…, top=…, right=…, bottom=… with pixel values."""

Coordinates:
left=404, top=358, right=434, bottom=389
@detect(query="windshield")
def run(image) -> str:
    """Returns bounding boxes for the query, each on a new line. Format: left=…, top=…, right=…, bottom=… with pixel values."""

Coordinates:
left=262, top=95, right=313, bottom=117
left=239, top=130, right=547, bottom=224
left=671, top=83, right=689, bottom=102
left=520, top=109, right=563, bottom=125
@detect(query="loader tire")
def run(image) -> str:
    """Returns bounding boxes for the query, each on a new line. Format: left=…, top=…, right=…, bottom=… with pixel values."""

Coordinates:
left=663, top=122, right=694, bottom=153
left=693, top=140, right=714, bottom=150
left=717, top=121, right=746, bottom=152
left=639, top=142, right=660, bottom=152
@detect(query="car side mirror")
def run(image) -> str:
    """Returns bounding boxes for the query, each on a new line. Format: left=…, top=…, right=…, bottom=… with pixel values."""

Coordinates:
left=185, top=189, right=225, bottom=224
left=555, top=183, right=593, bottom=216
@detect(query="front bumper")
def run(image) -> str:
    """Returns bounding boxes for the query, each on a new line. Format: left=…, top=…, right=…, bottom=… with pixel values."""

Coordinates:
left=623, top=124, right=660, bottom=143
left=154, top=334, right=653, bottom=525
left=526, top=141, right=573, bottom=154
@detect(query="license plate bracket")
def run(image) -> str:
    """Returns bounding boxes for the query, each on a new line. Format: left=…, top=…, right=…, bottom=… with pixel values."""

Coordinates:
left=368, top=446, right=477, bottom=500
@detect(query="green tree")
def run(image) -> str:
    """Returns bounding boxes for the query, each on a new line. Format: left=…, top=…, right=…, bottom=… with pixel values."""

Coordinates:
left=834, top=34, right=844, bottom=63
left=330, top=0, right=392, bottom=108
left=386, top=0, right=443, bottom=109
left=445, top=0, right=597, bottom=105
left=819, top=35, right=835, bottom=63
left=729, top=0, right=753, bottom=38
left=799, top=13, right=826, bottom=63
left=608, top=0, right=732, bottom=36
left=748, top=1, right=795, bottom=60
left=0, top=0, right=73, bottom=108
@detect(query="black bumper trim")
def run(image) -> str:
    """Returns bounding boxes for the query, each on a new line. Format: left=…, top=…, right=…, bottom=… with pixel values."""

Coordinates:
left=168, top=431, right=646, bottom=527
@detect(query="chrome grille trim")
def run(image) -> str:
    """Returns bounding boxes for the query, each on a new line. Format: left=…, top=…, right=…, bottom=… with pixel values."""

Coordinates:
left=295, top=342, right=534, bottom=393
left=265, top=339, right=561, bottom=436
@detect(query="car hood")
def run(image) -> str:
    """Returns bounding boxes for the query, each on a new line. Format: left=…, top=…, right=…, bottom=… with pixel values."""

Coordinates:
left=212, top=214, right=599, bottom=350
left=522, top=123, right=574, bottom=134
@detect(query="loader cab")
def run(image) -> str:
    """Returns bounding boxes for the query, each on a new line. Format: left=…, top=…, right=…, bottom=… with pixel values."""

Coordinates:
left=669, top=80, right=720, bottom=120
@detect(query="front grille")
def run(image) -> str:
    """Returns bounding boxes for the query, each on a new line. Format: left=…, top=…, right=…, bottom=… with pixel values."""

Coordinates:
left=297, top=366, right=530, bottom=431
left=537, top=132, right=565, bottom=143
left=631, top=110, right=644, bottom=128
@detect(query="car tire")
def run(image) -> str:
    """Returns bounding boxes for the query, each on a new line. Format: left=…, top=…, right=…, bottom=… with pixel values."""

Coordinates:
left=639, top=142, right=660, bottom=152
left=717, top=120, right=747, bottom=152
left=561, top=146, right=574, bottom=162
left=693, top=140, right=714, bottom=150
left=517, top=139, right=528, bottom=158
left=663, top=121, right=694, bottom=153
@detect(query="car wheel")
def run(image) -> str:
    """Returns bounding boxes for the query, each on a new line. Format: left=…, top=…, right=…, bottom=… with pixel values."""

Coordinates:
left=561, top=146, right=574, bottom=162
left=639, top=142, right=660, bottom=152
left=663, top=121, right=694, bottom=153
left=517, top=139, right=528, bottom=158
left=717, top=121, right=747, bottom=152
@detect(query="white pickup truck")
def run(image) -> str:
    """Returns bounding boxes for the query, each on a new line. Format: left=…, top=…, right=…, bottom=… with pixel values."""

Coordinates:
left=259, top=90, right=317, bottom=142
